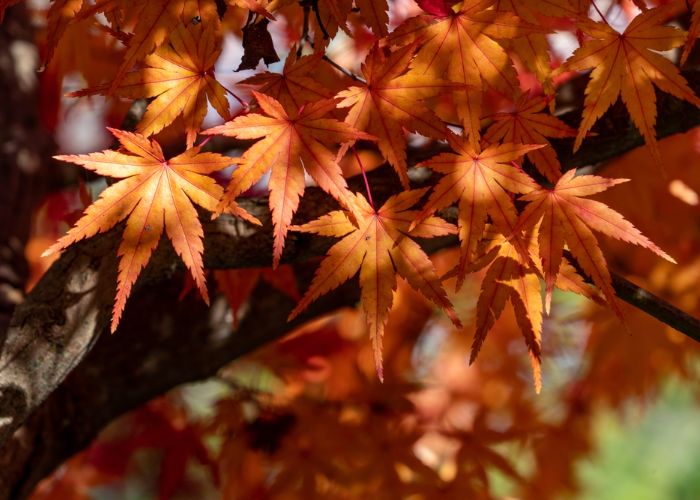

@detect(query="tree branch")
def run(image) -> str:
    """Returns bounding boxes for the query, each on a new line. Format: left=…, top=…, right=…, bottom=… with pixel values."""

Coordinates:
left=1, top=262, right=360, bottom=498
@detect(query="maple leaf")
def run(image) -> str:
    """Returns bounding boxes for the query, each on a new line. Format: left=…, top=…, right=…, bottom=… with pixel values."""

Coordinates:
left=355, top=0, right=389, bottom=38
left=227, top=0, right=275, bottom=20
left=682, top=0, right=700, bottom=64
left=72, top=23, right=229, bottom=147
left=202, top=92, right=374, bottom=267
left=42, top=128, right=254, bottom=332
left=492, top=0, right=576, bottom=96
left=554, top=6, right=700, bottom=167
left=309, top=0, right=353, bottom=52
left=465, top=224, right=599, bottom=392
left=336, top=43, right=451, bottom=189
left=44, top=0, right=84, bottom=65
left=511, top=169, right=675, bottom=317
left=108, top=0, right=188, bottom=93
left=472, top=235, right=543, bottom=391
left=240, top=51, right=335, bottom=111
left=288, top=189, right=462, bottom=379
left=237, top=17, right=280, bottom=70
left=388, top=0, right=545, bottom=143
left=414, top=133, right=543, bottom=288
left=484, top=95, right=577, bottom=182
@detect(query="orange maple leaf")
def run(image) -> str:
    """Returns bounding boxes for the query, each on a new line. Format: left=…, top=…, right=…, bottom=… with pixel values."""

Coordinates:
left=44, top=0, right=84, bottom=65
left=240, top=51, right=335, bottom=111
left=389, top=0, right=545, bottom=143
left=228, top=0, right=275, bottom=20
left=682, top=0, right=700, bottom=64
left=465, top=224, right=600, bottom=392
left=309, top=0, right=353, bottom=51
left=414, top=133, right=543, bottom=288
left=355, top=0, right=389, bottom=37
left=108, top=0, right=189, bottom=93
left=289, top=189, right=462, bottom=379
left=484, top=95, right=577, bottom=182
left=42, top=128, right=254, bottom=332
left=492, top=0, right=577, bottom=95
left=203, top=92, right=374, bottom=267
left=72, top=23, right=229, bottom=147
left=336, top=43, right=452, bottom=189
left=554, top=6, right=700, bottom=167
left=472, top=235, right=543, bottom=391
left=511, top=169, right=675, bottom=317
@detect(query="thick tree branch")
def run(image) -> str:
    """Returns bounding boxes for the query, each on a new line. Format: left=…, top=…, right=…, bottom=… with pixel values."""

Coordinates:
left=1, top=262, right=360, bottom=498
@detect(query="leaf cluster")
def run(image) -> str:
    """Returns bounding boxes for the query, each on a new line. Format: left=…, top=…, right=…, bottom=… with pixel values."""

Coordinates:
left=32, top=0, right=698, bottom=385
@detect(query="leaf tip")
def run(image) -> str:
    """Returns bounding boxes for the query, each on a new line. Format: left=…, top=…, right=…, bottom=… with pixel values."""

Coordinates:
left=373, top=346, right=385, bottom=382
left=287, top=309, right=300, bottom=323
left=40, top=246, right=56, bottom=258
left=446, top=307, right=462, bottom=329
left=530, top=354, right=542, bottom=394
left=110, top=314, right=120, bottom=334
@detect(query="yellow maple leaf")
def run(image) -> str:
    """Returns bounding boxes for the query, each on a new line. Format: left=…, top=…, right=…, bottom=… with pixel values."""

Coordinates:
left=554, top=6, right=700, bottom=167
left=493, top=0, right=580, bottom=96
left=289, top=189, right=462, bottom=379
left=414, top=133, right=543, bottom=288
left=336, top=43, right=452, bottom=189
left=108, top=0, right=187, bottom=93
left=203, top=92, right=375, bottom=267
left=71, top=22, right=229, bottom=148
left=42, top=128, right=254, bottom=332
left=512, top=169, right=675, bottom=316
left=240, top=51, right=335, bottom=111
left=484, top=95, right=577, bottom=182
left=473, top=235, right=543, bottom=391
left=389, top=0, right=545, bottom=144
left=465, top=224, right=599, bottom=392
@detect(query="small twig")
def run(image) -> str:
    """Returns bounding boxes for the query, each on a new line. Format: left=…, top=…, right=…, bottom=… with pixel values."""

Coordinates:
left=196, top=135, right=216, bottom=150
left=298, top=1, right=310, bottom=57
left=320, top=52, right=363, bottom=81
left=353, top=146, right=375, bottom=209
left=590, top=0, right=611, bottom=26
left=311, top=0, right=330, bottom=39
left=222, top=85, right=248, bottom=109
left=301, top=32, right=363, bottom=82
